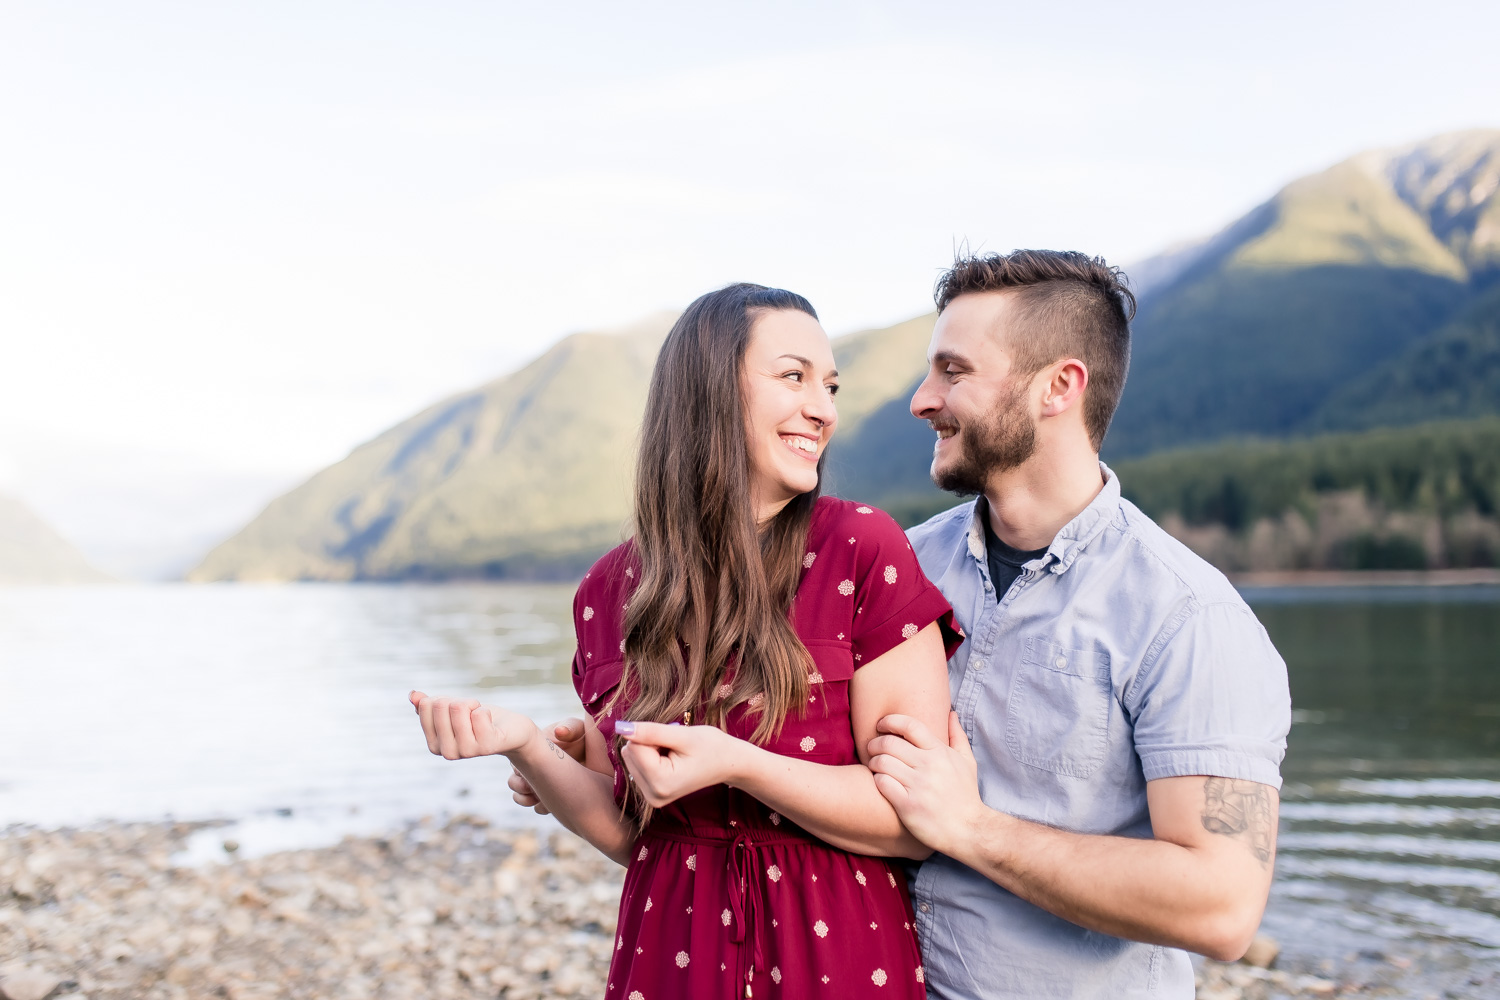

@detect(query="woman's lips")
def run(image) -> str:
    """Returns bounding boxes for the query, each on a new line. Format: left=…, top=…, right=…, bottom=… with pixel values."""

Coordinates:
left=780, top=433, right=820, bottom=461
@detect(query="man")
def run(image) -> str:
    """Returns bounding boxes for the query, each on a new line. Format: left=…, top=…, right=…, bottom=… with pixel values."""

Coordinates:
left=865, top=250, right=1290, bottom=999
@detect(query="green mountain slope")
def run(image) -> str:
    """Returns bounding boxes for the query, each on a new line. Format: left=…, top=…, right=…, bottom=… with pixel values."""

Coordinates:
left=1106, top=132, right=1500, bottom=457
left=192, top=310, right=941, bottom=581
left=1113, top=418, right=1500, bottom=571
left=0, top=494, right=110, bottom=584
left=836, top=130, right=1500, bottom=517
left=1315, top=282, right=1500, bottom=431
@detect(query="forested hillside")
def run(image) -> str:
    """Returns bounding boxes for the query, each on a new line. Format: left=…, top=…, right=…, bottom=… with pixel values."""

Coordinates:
left=194, top=130, right=1500, bottom=579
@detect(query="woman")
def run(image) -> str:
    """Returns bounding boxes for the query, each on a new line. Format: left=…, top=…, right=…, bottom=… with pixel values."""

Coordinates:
left=411, top=283, right=959, bottom=998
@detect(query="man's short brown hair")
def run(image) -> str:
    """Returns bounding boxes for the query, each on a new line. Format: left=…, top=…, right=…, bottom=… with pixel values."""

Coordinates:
left=935, top=249, right=1135, bottom=450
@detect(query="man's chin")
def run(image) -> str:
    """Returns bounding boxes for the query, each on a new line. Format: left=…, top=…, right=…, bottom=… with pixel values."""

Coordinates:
left=930, top=458, right=984, bottom=497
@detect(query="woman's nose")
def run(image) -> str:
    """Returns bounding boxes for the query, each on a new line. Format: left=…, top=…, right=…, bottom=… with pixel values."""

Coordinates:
left=806, top=387, right=838, bottom=428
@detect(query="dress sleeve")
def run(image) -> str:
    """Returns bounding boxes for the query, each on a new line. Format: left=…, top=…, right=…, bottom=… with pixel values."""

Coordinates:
left=846, top=504, right=962, bottom=667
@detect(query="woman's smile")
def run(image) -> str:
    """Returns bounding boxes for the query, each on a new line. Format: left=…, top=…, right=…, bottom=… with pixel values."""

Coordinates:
left=779, top=431, right=822, bottom=460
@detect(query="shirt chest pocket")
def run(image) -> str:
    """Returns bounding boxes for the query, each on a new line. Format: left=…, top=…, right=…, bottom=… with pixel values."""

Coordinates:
left=1004, top=637, right=1112, bottom=778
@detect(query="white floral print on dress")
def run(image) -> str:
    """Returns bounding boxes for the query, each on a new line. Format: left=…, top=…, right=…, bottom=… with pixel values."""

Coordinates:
left=675, top=951, right=689, bottom=968
left=855, top=871, right=867, bottom=886
left=770, top=967, right=782, bottom=984
left=837, top=579, right=855, bottom=596
left=822, top=976, right=830, bottom=984
left=721, top=908, right=732, bottom=926
left=748, top=692, right=765, bottom=709
left=768, top=811, right=780, bottom=825
left=767, top=864, right=782, bottom=882
left=644, top=897, right=652, bottom=911
left=583, top=606, right=595, bottom=621
left=855, top=506, right=873, bottom=514
left=617, top=935, right=624, bottom=951
left=629, top=992, right=645, bottom=1000
left=872, top=969, right=888, bottom=986
left=686, top=854, right=696, bottom=870
left=883, top=565, right=897, bottom=584
left=916, top=967, right=925, bottom=983
left=638, top=845, right=649, bottom=861
left=800, top=736, right=817, bottom=752
left=901, top=622, right=919, bottom=639
left=887, top=871, right=897, bottom=887
left=808, top=671, right=824, bottom=684
left=715, top=683, right=732, bottom=700
left=870, top=922, right=878, bottom=929
left=813, top=919, right=829, bottom=938
left=803, top=552, right=816, bottom=568
left=848, top=537, right=856, bottom=544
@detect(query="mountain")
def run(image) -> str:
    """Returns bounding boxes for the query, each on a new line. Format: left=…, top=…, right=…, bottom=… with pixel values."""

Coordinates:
left=1106, top=129, right=1500, bottom=457
left=833, top=129, right=1500, bottom=517
left=191, top=309, right=939, bottom=582
left=0, top=494, right=110, bottom=584
left=196, top=129, right=1500, bottom=579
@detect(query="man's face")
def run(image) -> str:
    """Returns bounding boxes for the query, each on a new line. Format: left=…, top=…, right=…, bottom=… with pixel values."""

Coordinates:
left=910, top=291, right=1038, bottom=495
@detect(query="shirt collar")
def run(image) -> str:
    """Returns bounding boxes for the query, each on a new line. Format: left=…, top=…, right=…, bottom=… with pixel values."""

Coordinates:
left=965, top=461, right=1121, bottom=577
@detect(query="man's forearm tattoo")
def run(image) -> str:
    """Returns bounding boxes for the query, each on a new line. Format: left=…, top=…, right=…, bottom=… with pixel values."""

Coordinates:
left=1201, top=777, right=1275, bottom=866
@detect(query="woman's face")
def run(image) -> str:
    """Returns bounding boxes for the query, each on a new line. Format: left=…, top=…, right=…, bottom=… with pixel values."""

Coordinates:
left=741, top=309, right=840, bottom=520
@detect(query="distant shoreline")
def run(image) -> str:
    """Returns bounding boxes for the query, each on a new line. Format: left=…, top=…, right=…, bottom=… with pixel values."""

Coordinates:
left=1231, top=568, right=1500, bottom=588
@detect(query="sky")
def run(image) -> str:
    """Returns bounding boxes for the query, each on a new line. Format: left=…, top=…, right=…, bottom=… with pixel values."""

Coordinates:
left=3, top=0, right=1500, bottom=577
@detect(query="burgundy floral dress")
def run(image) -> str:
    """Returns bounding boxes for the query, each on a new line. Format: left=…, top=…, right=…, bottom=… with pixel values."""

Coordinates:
left=570, top=497, right=960, bottom=1000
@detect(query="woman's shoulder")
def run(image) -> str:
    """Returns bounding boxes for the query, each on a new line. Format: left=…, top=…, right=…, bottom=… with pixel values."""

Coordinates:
left=810, top=495, right=910, bottom=547
left=574, top=541, right=638, bottom=611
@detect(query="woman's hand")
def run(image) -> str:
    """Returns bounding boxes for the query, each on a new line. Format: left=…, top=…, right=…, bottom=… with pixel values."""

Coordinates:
left=617, top=722, right=742, bottom=808
left=410, top=690, right=537, bottom=759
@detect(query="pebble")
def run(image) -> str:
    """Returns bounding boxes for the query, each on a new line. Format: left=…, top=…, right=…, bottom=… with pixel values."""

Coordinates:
left=1, top=817, right=623, bottom=1000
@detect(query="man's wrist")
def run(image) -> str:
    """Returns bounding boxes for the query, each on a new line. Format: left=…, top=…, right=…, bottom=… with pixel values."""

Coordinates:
left=943, top=801, right=1005, bottom=865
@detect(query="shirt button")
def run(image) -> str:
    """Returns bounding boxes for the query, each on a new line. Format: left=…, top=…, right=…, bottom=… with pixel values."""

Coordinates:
left=919, top=903, right=930, bottom=913
left=1055, top=656, right=1067, bottom=668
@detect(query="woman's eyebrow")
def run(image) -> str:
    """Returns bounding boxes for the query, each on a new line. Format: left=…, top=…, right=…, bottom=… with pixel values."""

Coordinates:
left=775, top=353, right=813, bottom=366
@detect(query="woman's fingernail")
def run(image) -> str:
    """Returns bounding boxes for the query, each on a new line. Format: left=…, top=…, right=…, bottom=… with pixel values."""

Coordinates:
left=614, top=721, right=636, bottom=737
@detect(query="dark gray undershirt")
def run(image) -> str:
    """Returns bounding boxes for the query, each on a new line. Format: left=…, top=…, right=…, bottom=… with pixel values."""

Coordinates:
left=983, top=512, right=1050, bottom=599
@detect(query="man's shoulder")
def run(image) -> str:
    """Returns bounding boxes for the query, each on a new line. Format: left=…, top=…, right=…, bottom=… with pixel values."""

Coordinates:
left=905, top=499, right=976, bottom=554
left=1106, top=498, right=1244, bottom=609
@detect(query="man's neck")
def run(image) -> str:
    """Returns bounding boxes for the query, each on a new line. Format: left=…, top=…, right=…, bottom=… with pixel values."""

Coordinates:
left=983, top=447, right=1106, bottom=552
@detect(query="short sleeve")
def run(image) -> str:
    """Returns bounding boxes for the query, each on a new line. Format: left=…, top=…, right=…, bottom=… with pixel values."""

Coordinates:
left=1125, top=601, right=1291, bottom=789
left=846, top=504, right=962, bottom=666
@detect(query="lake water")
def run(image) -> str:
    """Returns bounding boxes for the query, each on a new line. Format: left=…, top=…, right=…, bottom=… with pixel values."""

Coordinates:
left=2, top=582, right=1497, bottom=989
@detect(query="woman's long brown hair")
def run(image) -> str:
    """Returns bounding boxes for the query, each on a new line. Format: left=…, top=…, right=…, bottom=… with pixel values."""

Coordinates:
left=616, top=283, right=823, bottom=824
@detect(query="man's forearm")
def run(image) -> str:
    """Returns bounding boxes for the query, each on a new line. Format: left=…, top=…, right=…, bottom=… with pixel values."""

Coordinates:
left=948, top=807, right=1268, bottom=961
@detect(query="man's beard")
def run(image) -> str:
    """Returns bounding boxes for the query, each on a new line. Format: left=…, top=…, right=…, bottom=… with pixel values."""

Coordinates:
left=929, top=382, right=1037, bottom=496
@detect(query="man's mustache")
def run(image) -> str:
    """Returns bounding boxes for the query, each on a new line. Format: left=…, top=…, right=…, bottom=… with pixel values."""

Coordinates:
left=928, top=419, right=959, bottom=435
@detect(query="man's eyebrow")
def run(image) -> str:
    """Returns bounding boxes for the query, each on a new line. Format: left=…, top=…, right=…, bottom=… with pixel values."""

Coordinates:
left=931, top=350, right=973, bottom=367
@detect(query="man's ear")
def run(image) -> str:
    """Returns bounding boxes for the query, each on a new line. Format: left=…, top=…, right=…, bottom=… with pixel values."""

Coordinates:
left=1038, top=358, right=1088, bottom=418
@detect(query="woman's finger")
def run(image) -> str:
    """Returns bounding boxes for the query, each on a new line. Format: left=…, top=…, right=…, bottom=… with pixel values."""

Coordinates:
left=449, top=699, right=480, bottom=757
left=432, top=699, right=460, bottom=759
left=417, top=696, right=441, bottom=755
left=616, top=720, right=689, bottom=750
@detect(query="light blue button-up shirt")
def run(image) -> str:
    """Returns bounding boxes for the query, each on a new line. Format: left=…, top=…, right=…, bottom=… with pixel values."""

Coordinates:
left=906, top=464, right=1291, bottom=1000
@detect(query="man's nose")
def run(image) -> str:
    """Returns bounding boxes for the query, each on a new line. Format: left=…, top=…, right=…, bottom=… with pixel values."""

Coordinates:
left=910, top=372, right=941, bottom=419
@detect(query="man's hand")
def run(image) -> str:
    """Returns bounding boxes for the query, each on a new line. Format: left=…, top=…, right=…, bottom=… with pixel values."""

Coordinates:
left=618, top=722, right=738, bottom=808
left=508, top=718, right=587, bottom=814
left=867, top=711, right=988, bottom=856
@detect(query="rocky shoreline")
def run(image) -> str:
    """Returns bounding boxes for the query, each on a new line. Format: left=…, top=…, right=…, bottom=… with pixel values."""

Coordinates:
left=0, top=819, right=1467, bottom=999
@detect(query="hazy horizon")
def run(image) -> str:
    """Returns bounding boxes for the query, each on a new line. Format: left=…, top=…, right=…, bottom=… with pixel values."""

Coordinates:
left=5, top=0, right=1500, bottom=578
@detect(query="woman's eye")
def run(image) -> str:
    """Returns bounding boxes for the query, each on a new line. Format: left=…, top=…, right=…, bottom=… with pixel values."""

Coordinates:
left=827, top=383, right=840, bottom=396
left=782, top=371, right=803, bottom=382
